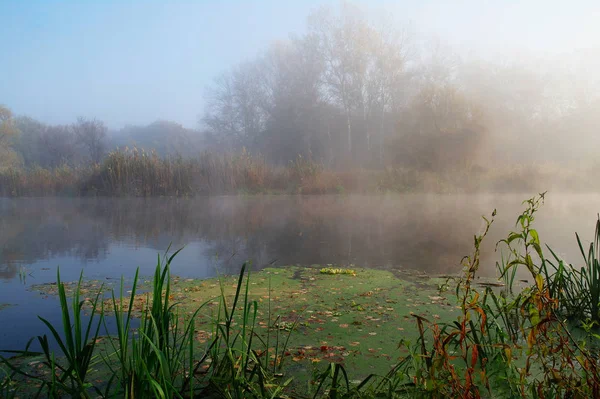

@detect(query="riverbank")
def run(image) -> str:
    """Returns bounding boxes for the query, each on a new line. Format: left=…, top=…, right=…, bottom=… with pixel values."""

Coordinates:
left=0, top=149, right=596, bottom=197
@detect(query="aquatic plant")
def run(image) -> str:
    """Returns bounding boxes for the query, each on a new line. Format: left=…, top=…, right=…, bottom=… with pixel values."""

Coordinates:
left=1, top=251, right=299, bottom=398
left=392, top=193, right=600, bottom=398
left=0, top=269, right=104, bottom=398
left=319, top=268, right=357, bottom=276
left=2, top=147, right=597, bottom=197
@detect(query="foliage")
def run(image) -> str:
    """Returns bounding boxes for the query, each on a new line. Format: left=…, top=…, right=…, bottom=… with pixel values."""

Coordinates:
left=393, top=193, right=600, bottom=398
left=1, top=251, right=301, bottom=398
left=102, top=248, right=207, bottom=398
left=1, top=269, right=104, bottom=398
left=540, top=215, right=600, bottom=325
left=0, top=365, right=17, bottom=399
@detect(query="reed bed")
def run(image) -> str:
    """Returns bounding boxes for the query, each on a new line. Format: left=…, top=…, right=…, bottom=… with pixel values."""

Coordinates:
left=0, top=149, right=597, bottom=197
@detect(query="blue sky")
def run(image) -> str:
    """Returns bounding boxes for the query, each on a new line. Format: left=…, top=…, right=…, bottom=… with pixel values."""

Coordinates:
left=1, top=0, right=599, bottom=129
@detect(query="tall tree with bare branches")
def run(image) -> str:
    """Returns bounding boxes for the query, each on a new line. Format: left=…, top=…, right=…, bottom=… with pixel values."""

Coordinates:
left=73, top=117, right=107, bottom=164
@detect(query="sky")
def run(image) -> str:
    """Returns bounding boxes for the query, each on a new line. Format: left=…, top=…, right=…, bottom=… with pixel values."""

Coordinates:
left=1, top=0, right=600, bottom=129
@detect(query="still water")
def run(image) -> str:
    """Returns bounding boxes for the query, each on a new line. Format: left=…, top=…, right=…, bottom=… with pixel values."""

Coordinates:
left=0, top=194, right=598, bottom=351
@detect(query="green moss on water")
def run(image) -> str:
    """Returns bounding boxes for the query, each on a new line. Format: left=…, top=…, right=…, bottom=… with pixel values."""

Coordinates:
left=125, top=266, right=459, bottom=380
left=30, top=279, right=113, bottom=297
left=26, top=266, right=481, bottom=390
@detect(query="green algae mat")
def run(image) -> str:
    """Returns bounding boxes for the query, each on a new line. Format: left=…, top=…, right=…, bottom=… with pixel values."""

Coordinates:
left=24, top=266, right=467, bottom=392
left=130, top=266, right=457, bottom=380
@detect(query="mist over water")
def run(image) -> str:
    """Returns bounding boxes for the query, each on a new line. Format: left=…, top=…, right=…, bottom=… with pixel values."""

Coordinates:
left=1, top=193, right=599, bottom=352
left=1, top=195, right=597, bottom=282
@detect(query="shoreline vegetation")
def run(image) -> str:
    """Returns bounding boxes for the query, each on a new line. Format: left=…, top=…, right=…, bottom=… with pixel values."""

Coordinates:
left=0, top=149, right=597, bottom=197
left=3, top=194, right=600, bottom=398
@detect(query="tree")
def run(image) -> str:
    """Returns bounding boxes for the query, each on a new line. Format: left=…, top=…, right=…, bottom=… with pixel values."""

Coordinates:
left=0, top=105, right=20, bottom=169
left=308, top=3, right=373, bottom=157
left=41, top=125, right=79, bottom=167
left=202, top=62, right=268, bottom=152
left=110, top=120, right=203, bottom=157
left=73, top=117, right=107, bottom=164
left=259, top=36, right=327, bottom=163
left=392, top=83, right=488, bottom=171
left=307, top=4, right=411, bottom=165
left=365, top=23, right=412, bottom=166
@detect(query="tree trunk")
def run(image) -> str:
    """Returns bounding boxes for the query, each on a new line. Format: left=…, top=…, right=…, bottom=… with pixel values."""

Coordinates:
left=326, top=122, right=334, bottom=167
left=346, top=111, right=352, bottom=155
left=379, top=103, right=385, bottom=167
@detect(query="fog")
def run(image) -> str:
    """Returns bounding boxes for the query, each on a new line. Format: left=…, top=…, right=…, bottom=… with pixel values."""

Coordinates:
left=2, top=1, right=600, bottom=181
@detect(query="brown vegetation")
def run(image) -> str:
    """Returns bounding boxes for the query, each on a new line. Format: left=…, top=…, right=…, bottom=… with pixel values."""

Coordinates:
left=0, top=149, right=596, bottom=197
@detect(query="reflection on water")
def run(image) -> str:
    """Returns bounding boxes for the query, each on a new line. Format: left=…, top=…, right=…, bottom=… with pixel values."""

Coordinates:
left=1, top=195, right=599, bottom=279
left=0, top=194, right=598, bottom=351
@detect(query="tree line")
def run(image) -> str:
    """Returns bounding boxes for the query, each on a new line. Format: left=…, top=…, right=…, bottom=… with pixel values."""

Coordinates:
left=0, top=109, right=203, bottom=170
left=201, top=3, right=600, bottom=171
left=2, top=3, right=600, bottom=175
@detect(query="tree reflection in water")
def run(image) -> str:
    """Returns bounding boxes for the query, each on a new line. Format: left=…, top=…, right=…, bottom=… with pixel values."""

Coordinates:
left=0, top=195, right=594, bottom=281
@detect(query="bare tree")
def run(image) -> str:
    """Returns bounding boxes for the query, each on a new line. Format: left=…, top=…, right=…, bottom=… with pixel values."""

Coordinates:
left=308, top=3, right=373, bottom=157
left=73, top=117, right=107, bottom=164
left=203, top=62, right=268, bottom=152
left=307, top=4, right=412, bottom=165
left=41, top=125, right=79, bottom=167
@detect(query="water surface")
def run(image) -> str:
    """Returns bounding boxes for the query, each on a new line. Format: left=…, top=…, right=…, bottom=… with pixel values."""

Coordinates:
left=1, top=194, right=598, bottom=351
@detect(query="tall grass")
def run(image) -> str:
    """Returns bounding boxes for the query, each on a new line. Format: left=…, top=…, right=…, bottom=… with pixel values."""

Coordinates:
left=0, top=365, right=17, bottom=399
left=103, top=248, right=209, bottom=398
left=2, top=148, right=598, bottom=197
left=391, top=193, right=600, bottom=398
left=0, top=165, right=85, bottom=196
left=84, top=148, right=281, bottom=196
left=0, top=269, right=104, bottom=398
left=0, top=249, right=300, bottom=398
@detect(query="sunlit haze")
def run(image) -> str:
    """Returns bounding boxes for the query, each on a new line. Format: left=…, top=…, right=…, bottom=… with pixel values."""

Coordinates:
left=2, top=0, right=599, bottom=128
